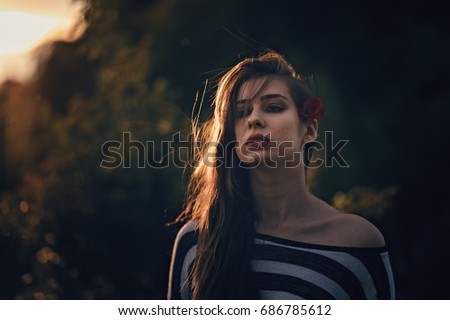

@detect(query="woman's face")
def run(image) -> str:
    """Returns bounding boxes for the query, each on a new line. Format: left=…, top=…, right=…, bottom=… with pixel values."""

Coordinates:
left=234, top=77, right=309, bottom=168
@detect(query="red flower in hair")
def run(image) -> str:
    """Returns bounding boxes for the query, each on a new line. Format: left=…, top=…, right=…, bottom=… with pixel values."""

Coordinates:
left=299, top=97, right=325, bottom=120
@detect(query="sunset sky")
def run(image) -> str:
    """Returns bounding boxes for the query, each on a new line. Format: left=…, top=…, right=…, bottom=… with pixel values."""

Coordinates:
left=0, top=0, right=85, bottom=82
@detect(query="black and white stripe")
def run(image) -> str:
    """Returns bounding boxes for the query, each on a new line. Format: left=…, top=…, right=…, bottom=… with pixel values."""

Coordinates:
left=168, top=222, right=395, bottom=300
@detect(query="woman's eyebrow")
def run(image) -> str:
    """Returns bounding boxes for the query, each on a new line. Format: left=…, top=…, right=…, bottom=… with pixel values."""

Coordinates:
left=236, top=99, right=249, bottom=106
left=236, top=94, right=288, bottom=105
left=260, top=93, right=288, bottom=101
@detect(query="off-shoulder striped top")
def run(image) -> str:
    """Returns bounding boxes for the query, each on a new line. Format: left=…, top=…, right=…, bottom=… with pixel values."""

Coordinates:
left=168, top=221, right=395, bottom=300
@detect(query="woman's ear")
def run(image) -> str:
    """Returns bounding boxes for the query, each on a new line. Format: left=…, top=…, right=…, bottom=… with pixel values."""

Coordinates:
left=302, top=119, right=319, bottom=144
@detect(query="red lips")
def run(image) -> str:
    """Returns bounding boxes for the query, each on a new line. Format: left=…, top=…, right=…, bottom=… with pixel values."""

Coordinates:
left=245, top=133, right=271, bottom=148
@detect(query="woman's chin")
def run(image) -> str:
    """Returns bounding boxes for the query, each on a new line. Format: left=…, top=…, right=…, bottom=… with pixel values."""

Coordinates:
left=238, top=155, right=279, bottom=169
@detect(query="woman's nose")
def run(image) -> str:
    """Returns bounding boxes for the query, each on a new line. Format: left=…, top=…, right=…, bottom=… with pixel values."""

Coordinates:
left=247, top=109, right=265, bottom=128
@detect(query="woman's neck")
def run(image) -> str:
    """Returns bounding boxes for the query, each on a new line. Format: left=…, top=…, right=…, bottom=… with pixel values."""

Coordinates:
left=250, top=166, right=314, bottom=229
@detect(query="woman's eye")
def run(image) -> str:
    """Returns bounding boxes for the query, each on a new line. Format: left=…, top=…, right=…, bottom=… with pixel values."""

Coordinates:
left=237, top=108, right=251, bottom=119
left=266, top=104, right=283, bottom=112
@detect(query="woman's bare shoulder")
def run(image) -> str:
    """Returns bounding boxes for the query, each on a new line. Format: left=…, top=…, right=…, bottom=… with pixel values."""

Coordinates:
left=307, top=198, right=386, bottom=248
left=331, top=212, right=386, bottom=248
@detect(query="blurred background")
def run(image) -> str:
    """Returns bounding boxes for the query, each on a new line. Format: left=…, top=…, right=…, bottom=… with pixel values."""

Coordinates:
left=0, top=0, right=449, bottom=299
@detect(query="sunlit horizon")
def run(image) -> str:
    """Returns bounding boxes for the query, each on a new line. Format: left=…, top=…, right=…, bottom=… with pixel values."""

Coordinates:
left=0, top=0, right=86, bottom=82
left=0, top=11, right=61, bottom=55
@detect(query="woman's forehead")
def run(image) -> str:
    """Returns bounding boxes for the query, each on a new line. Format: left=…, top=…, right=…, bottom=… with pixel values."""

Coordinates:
left=236, top=77, right=290, bottom=102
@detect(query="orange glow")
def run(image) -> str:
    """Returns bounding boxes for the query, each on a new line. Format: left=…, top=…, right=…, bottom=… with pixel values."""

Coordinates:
left=0, top=0, right=86, bottom=82
left=0, top=11, right=59, bottom=55
left=19, top=200, right=30, bottom=213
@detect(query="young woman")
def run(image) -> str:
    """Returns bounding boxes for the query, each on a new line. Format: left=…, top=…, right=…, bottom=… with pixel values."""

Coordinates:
left=168, top=51, right=395, bottom=300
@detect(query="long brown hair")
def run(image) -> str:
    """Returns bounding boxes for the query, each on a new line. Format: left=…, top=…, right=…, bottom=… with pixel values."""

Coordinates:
left=178, top=51, right=314, bottom=299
